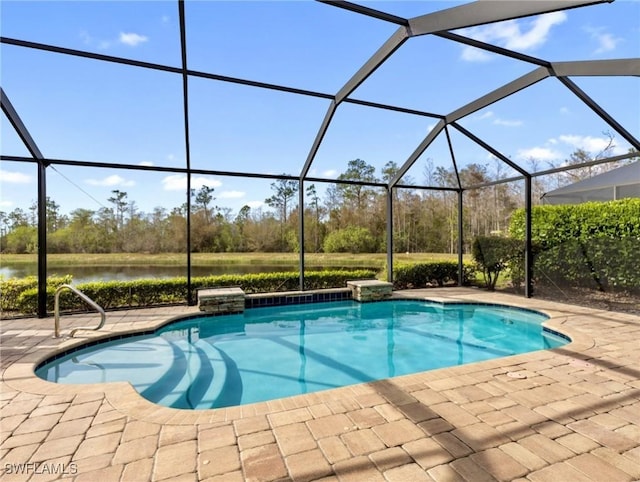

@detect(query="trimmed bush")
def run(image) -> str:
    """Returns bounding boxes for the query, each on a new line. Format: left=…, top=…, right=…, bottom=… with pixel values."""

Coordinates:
left=0, top=275, right=72, bottom=312
left=392, top=261, right=474, bottom=290
left=510, top=199, right=640, bottom=291
left=5, top=269, right=378, bottom=316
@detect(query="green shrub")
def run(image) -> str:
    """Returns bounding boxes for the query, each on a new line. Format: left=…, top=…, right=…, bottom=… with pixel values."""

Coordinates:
left=472, top=236, right=522, bottom=291
left=510, top=199, right=640, bottom=248
left=534, top=238, right=640, bottom=292
left=0, top=275, right=72, bottom=312
left=392, top=261, right=474, bottom=289
left=5, top=269, right=378, bottom=316
left=509, top=199, right=640, bottom=291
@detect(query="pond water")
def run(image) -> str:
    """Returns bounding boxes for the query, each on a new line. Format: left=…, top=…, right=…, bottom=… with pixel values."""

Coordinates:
left=0, top=263, right=376, bottom=284
left=0, top=264, right=302, bottom=284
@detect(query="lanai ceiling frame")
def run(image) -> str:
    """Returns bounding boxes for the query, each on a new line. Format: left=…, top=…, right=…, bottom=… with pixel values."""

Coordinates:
left=312, top=0, right=628, bottom=297
left=1, top=0, right=637, bottom=316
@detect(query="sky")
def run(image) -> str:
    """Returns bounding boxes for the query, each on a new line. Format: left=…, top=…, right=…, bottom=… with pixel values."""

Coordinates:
left=1, top=0, right=639, bottom=218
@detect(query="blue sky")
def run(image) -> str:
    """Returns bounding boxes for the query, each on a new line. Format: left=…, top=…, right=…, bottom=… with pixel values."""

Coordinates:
left=1, top=0, right=638, bottom=217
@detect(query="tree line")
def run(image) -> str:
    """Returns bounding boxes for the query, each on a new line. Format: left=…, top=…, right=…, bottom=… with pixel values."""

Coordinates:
left=1, top=148, right=634, bottom=255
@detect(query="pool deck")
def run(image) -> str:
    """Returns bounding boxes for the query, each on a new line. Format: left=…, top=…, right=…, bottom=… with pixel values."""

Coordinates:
left=2, top=288, right=639, bottom=481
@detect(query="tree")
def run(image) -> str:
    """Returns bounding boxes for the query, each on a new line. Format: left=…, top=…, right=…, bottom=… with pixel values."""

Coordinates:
left=305, top=184, right=323, bottom=252
left=108, top=190, right=128, bottom=231
left=265, top=178, right=298, bottom=224
left=45, top=197, right=65, bottom=232
left=265, top=177, right=299, bottom=251
left=234, top=205, right=251, bottom=252
left=323, top=226, right=377, bottom=253
left=194, top=185, right=216, bottom=223
left=8, top=208, right=29, bottom=229
left=337, top=159, right=378, bottom=212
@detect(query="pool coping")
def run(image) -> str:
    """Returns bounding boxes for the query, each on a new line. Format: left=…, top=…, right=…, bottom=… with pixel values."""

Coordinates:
left=3, top=289, right=595, bottom=426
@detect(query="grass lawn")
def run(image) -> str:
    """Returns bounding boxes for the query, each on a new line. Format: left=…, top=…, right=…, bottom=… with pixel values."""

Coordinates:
left=2, top=252, right=461, bottom=268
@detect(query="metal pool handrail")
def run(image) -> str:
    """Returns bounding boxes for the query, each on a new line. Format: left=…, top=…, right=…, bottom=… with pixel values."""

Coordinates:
left=54, top=284, right=106, bottom=338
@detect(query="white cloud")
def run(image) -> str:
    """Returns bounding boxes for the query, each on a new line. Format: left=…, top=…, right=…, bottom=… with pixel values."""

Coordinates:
left=80, top=30, right=147, bottom=50
left=192, top=176, right=222, bottom=190
left=85, top=175, right=135, bottom=187
left=162, top=175, right=222, bottom=191
left=0, top=169, right=32, bottom=184
left=459, top=12, right=567, bottom=61
left=79, top=31, right=92, bottom=45
left=516, top=147, right=562, bottom=162
left=219, top=190, right=245, bottom=199
left=475, top=111, right=522, bottom=127
left=585, top=27, right=622, bottom=54
left=594, top=33, right=620, bottom=53
left=506, top=12, right=567, bottom=50
left=493, top=118, right=523, bottom=127
left=515, top=133, right=627, bottom=163
left=322, top=169, right=338, bottom=178
left=246, top=201, right=264, bottom=209
left=477, top=111, right=494, bottom=120
left=559, top=107, right=570, bottom=115
left=0, top=200, right=13, bottom=208
left=461, top=47, right=492, bottom=62
left=119, top=32, right=148, bottom=47
left=162, top=175, right=185, bottom=191
left=556, top=134, right=626, bottom=155
left=139, top=161, right=154, bottom=167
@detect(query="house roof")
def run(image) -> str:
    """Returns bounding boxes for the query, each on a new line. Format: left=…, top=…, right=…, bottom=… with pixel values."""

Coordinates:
left=542, top=160, right=640, bottom=204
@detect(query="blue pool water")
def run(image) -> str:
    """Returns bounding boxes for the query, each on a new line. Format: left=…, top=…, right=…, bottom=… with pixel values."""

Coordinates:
left=36, top=300, right=567, bottom=409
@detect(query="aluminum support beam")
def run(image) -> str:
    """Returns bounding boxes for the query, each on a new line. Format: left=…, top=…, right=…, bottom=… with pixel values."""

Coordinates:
left=452, top=122, right=529, bottom=176
left=532, top=151, right=640, bottom=178
left=2, top=37, right=447, bottom=121
left=408, top=0, right=611, bottom=36
left=558, top=77, right=640, bottom=152
left=445, top=126, right=462, bottom=190
left=386, top=188, right=394, bottom=283
left=435, top=31, right=549, bottom=67
left=551, top=59, right=640, bottom=77
left=335, top=26, right=410, bottom=104
left=1, top=88, right=44, bottom=159
left=299, top=180, right=305, bottom=291
left=458, top=150, right=640, bottom=190
left=457, top=191, right=464, bottom=287
left=524, top=176, right=533, bottom=298
left=317, top=0, right=408, bottom=26
left=390, top=119, right=445, bottom=187
left=178, top=0, right=195, bottom=305
left=300, top=101, right=337, bottom=180
left=447, top=67, right=550, bottom=123
left=1, top=88, right=49, bottom=317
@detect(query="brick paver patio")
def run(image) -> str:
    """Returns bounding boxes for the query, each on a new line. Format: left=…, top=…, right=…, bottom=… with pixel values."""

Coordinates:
left=1, top=288, right=639, bottom=481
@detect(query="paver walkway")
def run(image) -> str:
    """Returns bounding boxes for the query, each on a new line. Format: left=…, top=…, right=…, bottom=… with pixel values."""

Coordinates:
left=1, top=288, right=639, bottom=481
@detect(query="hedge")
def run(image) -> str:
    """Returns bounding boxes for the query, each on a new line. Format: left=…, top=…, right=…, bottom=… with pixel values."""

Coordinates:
left=509, top=199, right=640, bottom=291
left=2, top=269, right=378, bottom=316
left=0, top=275, right=72, bottom=312
left=392, top=261, right=475, bottom=290
left=510, top=198, right=640, bottom=247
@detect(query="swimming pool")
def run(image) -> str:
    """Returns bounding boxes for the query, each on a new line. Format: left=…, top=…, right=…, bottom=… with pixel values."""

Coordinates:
left=36, top=300, right=568, bottom=410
